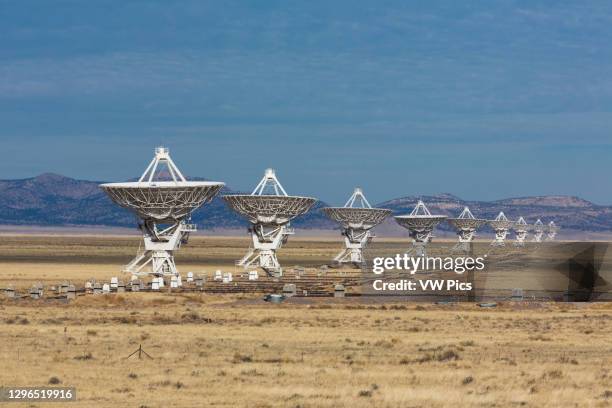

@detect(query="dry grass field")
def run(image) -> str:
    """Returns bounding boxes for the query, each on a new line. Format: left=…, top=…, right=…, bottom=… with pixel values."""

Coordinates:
left=0, top=235, right=341, bottom=289
left=2, top=296, right=612, bottom=407
left=1, top=234, right=612, bottom=407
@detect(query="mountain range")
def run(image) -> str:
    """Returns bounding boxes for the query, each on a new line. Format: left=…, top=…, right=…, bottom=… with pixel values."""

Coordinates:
left=1, top=173, right=611, bottom=236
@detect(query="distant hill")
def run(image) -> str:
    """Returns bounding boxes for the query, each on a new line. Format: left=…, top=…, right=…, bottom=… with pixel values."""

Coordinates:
left=378, top=194, right=612, bottom=233
left=0, top=173, right=334, bottom=229
left=495, top=196, right=594, bottom=208
left=1, top=174, right=611, bottom=234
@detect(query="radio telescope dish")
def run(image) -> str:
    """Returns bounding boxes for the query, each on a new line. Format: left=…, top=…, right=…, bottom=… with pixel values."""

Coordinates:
left=394, top=200, right=447, bottom=256
left=513, top=216, right=530, bottom=246
left=322, top=188, right=392, bottom=265
left=447, top=206, right=486, bottom=253
left=546, top=221, right=559, bottom=241
left=488, top=212, right=514, bottom=246
left=100, top=147, right=224, bottom=279
left=532, top=219, right=545, bottom=242
left=223, top=168, right=316, bottom=277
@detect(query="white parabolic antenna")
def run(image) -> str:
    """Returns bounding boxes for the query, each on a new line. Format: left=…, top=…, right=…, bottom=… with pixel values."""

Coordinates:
left=513, top=216, right=530, bottom=246
left=532, top=218, right=545, bottom=242
left=546, top=220, right=559, bottom=241
left=488, top=211, right=514, bottom=246
left=394, top=200, right=447, bottom=256
left=322, top=188, right=392, bottom=265
left=100, top=147, right=224, bottom=278
left=222, top=168, right=316, bottom=276
left=447, top=206, right=486, bottom=252
left=447, top=206, right=487, bottom=241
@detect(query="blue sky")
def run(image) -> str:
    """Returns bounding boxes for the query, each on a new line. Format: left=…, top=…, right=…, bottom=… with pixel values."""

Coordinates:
left=1, top=1, right=612, bottom=205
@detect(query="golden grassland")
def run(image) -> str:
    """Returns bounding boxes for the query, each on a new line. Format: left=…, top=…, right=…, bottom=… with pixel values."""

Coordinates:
left=1, top=235, right=612, bottom=407
left=0, top=235, right=340, bottom=289
left=0, top=234, right=590, bottom=293
left=1, top=295, right=612, bottom=407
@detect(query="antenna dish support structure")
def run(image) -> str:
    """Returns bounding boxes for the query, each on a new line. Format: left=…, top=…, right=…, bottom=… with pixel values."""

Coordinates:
left=240, top=223, right=294, bottom=276
left=532, top=219, right=545, bottom=242
left=394, top=200, right=447, bottom=256
left=223, top=169, right=316, bottom=277
left=322, top=188, right=391, bottom=266
left=513, top=216, right=530, bottom=247
left=100, top=147, right=224, bottom=279
left=546, top=221, right=559, bottom=241
left=489, top=212, right=514, bottom=247
left=123, top=220, right=196, bottom=278
left=447, top=206, right=486, bottom=253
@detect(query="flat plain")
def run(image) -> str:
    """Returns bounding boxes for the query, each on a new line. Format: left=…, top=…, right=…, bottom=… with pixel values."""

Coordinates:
left=0, top=235, right=339, bottom=289
left=1, top=234, right=611, bottom=407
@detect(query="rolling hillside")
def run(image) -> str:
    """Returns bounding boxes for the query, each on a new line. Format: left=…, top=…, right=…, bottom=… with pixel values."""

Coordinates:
left=378, top=194, right=612, bottom=233
left=1, top=174, right=611, bottom=234
left=0, top=173, right=333, bottom=229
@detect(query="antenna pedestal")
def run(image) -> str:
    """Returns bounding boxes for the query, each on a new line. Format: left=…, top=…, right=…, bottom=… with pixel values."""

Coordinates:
left=452, top=230, right=475, bottom=253
left=449, top=231, right=470, bottom=254
left=452, top=241, right=472, bottom=253
left=457, top=230, right=475, bottom=243
left=514, top=230, right=528, bottom=247
left=123, top=221, right=194, bottom=279
left=238, top=224, right=294, bottom=277
left=491, top=230, right=509, bottom=247
left=333, top=229, right=373, bottom=265
left=408, top=230, right=432, bottom=257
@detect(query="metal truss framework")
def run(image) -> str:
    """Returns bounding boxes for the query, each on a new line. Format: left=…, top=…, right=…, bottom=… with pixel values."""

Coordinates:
left=222, top=169, right=316, bottom=277
left=394, top=200, right=447, bottom=256
left=100, top=147, right=224, bottom=279
left=322, top=188, right=392, bottom=265
left=447, top=206, right=487, bottom=253
left=489, top=212, right=514, bottom=247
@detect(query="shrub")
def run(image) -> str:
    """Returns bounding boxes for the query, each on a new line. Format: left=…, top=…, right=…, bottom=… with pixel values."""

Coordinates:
left=232, top=353, right=253, bottom=363
left=74, top=352, right=93, bottom=360
left=462, top=376, right=474, bottom=385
